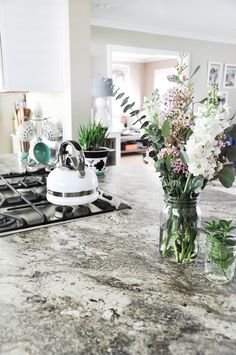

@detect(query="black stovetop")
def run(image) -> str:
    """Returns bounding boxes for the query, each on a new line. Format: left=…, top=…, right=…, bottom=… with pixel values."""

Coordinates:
left=0, top=169, right=131, bottom=236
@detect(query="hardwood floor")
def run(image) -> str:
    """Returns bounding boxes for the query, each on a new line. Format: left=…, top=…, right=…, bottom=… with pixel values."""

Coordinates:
left=121, top=153, right=144, bottom=166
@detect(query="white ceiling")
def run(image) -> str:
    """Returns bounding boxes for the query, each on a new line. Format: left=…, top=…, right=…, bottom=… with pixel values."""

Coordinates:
left=91, top=0, right=236, bottom=44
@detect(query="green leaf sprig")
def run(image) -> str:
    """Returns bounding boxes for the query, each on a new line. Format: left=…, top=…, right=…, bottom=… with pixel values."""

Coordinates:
left=202, top=220, right=236, bottom=279
left=202, top=220, right=236, bottom=245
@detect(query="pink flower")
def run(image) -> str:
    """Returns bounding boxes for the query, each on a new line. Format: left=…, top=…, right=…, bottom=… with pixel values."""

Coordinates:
left=157, top=147, right=180, bottom=159
left=157, top=148, right=167, bottom=158
left=172, top=147, right=180, bottom=157
left=218, top=139, right=227, bottom=149
left=171, top=159, right=188, bottom=175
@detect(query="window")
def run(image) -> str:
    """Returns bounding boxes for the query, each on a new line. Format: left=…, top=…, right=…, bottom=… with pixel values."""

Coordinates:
left=154, top=67, right=176, bottom=96
left=112, top=64, right=130, bottom=125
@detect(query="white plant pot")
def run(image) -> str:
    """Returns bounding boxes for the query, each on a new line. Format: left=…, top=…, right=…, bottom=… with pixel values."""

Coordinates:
left=84, top=147, right=109, bottom=175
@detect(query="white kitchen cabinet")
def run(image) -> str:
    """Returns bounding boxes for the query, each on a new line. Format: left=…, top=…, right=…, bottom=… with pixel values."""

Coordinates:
left=0, top=0, right=65, bottom=92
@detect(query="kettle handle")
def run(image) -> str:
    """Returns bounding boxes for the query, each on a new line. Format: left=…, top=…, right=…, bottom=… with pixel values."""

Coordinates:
left=59, top=140, right=85, bottom=176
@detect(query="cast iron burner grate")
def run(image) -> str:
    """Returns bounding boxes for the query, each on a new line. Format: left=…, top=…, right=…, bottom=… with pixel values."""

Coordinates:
left=0, top=169, right=131, bottom=237
left=0, top=213, right=26, bottom=233
left=0, top=169, right=47, bottom=191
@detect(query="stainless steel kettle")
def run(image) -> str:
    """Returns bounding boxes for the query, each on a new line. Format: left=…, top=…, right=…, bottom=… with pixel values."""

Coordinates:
left=47, top=140, right=98, bottom=206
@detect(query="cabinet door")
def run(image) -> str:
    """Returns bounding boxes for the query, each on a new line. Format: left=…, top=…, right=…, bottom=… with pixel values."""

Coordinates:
left=0, top=0, right=65, bottom=92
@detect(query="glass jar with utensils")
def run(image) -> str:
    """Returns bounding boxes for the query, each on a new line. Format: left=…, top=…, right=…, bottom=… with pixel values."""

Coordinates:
left=27, top=117, right=62, bottom=168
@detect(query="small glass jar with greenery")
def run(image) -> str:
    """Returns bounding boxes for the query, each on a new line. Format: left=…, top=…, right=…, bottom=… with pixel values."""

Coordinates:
left=203, top=220, right=236, bottom=284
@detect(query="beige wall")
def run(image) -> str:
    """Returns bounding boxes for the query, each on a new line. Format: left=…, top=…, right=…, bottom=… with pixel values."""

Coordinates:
left=113, top=61, right=145, bottom=109
left=113, top=59, right=177, bottom=109
left=91, top=26, right=236, bottom=115
left=112, top=59, right=179, bottom=128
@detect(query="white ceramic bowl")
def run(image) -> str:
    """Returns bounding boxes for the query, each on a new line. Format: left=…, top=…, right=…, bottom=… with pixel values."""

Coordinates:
left=16, top=121, right=36, bottom=142
left=42, top=121, right=60, bottom=141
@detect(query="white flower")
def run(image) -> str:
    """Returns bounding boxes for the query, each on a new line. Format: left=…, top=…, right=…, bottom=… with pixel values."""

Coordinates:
left=185, top=102, right=231, bottom=180
left=142, top=89, right=160, bottom=122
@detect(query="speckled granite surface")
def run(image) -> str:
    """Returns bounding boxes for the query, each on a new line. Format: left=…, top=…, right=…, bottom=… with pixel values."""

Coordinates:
left=0, top=154, right=236, bottom=355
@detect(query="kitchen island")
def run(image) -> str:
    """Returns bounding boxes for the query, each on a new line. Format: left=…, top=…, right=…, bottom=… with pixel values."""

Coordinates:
left=0, top=155, right=236, bottom=355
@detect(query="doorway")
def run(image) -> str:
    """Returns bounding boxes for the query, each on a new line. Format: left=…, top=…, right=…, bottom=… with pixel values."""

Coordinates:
left=107, top=45, right=188, bottom=166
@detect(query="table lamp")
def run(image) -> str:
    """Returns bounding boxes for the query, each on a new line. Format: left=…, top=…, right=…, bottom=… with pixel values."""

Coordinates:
left=92, top=76, right=113, bottom=127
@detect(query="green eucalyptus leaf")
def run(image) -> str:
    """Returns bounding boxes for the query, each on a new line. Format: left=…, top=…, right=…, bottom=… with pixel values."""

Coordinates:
left=166, top=155, right=172, bottom=172
left=224, top=145, right=236, bottom=162
left=121, top=97, right=129, bottom=107
left=219, top=256, right=236, bottom=269
left=225, top=239, right=236, bottom=246
left=123, top=102, right=135, bottom=113
left=130, top=110, right=140, bottom=117
left=141, top=121, right=149, bottom=129
left=141, top=133, right=148, bottom=140
left=179, top=149, right=189, bottom=164
left=185, top=128, right=193, bottom=140
left=219, top=219, right=232, bottom=231
left=155, top=159, right=164, bottom=172
left=116, top=92, right=124, bottom=100
left=199, top=97, right=208, bottom=104
left=161, top=119, right=170, bottom=138
left=150, top=134, right=161, bottom=143
left=149, top=150, right=156, bottom=158
left=113, top=88, right=120, bottom=96
left=142, top=153, right=148, bottom=164
left=139, top=115, right=147, bottom=120
left=133, top=115, right=146, bottom=125
left=154, top=143, right=163, bottom=151
left=218, top=167, right=235, bottom=188
left=190, top=65, right=200, bottom=79
left=123, top=105, right=130, bottom=113
left=191, top=175, right=204, bottom=193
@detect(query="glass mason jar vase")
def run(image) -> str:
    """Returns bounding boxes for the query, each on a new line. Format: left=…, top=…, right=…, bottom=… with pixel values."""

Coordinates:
left=205, top=238, right=236, bottom=284
left=159, top=195, right=201, bottom=263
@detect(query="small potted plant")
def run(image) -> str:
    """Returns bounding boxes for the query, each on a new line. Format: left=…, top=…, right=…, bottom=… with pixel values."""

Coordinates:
left=202, top=219, right=236, bottom=284
left=78, top=121, right=109, bottom=175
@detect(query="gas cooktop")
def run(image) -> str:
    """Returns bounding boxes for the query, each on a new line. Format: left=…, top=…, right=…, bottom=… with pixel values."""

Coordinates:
left=0, top=169, right=131, bottom=236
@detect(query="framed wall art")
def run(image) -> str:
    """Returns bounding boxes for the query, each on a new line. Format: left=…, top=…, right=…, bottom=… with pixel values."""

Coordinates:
left=223, top=64, right=236, bottom=89
left=207, top=61, right=223, bottom=87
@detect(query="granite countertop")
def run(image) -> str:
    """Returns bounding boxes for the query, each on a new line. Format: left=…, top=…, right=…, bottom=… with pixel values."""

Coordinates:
left=0, top=154, right=236, bottom=355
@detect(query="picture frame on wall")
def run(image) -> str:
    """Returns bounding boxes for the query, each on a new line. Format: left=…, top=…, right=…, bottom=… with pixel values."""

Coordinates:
left=207, top=61, right=223, bottom=87
left=223, top=64, right=236, bottom=89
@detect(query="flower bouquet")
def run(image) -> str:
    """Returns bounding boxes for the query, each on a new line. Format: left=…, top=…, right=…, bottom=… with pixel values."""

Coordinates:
left=112, top=54, right=236, bottom=263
